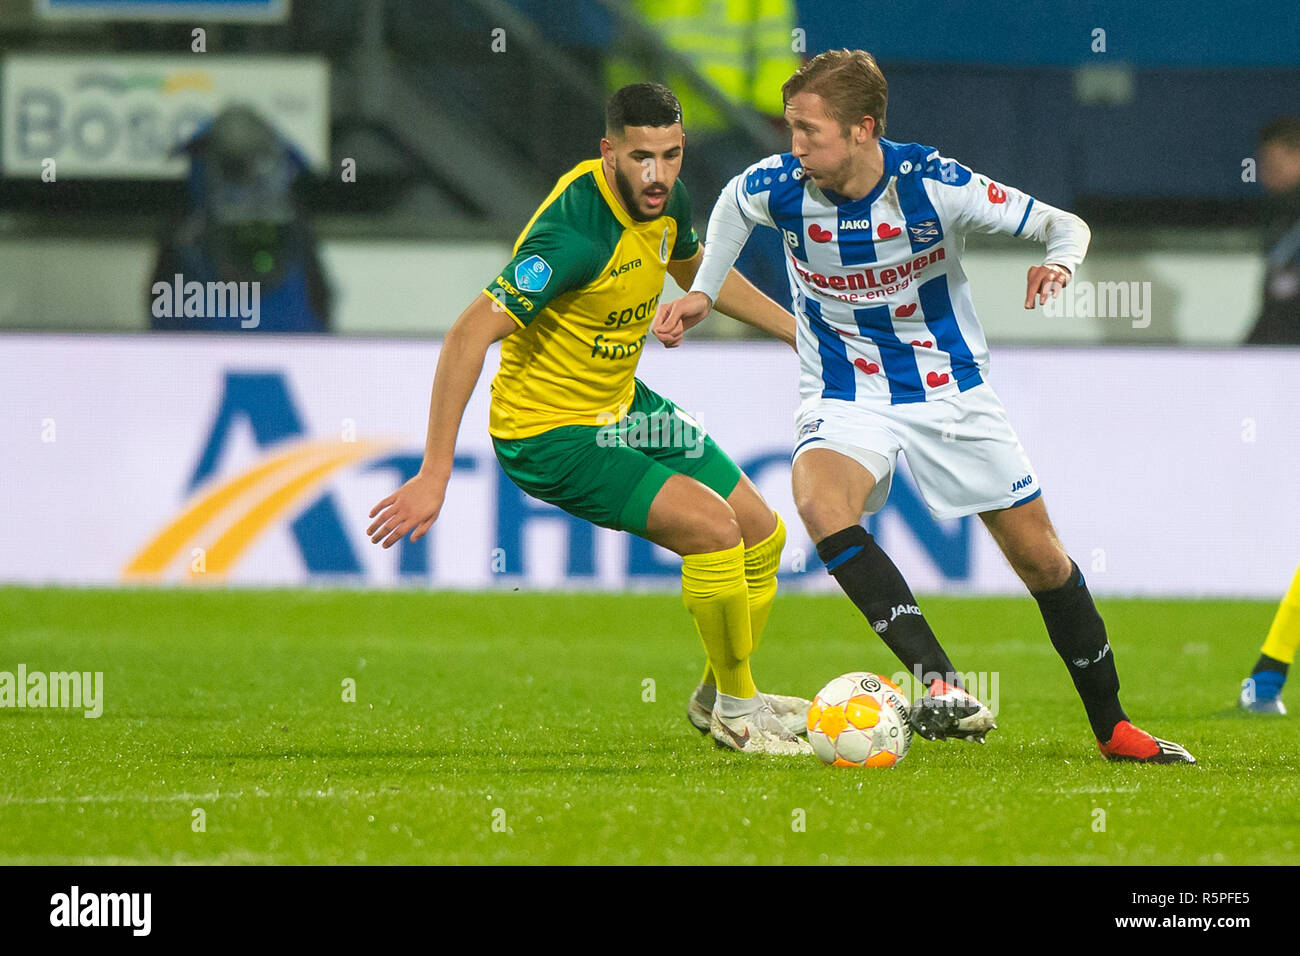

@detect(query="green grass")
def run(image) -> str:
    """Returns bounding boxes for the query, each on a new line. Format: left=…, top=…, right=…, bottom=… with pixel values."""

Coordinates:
left=0, top=586, right=1296, bottom=865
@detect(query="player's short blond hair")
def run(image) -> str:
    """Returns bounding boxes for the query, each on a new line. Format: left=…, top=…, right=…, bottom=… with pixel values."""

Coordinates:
left=782, top=49, right=888, bottom=138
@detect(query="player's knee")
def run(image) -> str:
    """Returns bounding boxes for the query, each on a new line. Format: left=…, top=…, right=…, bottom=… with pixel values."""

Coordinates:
left=697, top=504, right=742, bottom=553
left=1014, top=548, right=1072, bottom=591
left=794, top=491, right=853, bottom=544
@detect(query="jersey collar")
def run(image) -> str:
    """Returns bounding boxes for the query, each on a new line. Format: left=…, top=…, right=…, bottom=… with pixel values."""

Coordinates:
left=818, top=139, right=897, bottom=211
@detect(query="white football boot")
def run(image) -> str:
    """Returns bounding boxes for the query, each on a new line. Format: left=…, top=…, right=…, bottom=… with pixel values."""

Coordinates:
left=908, top=678, right=998, bottom=743
left=710, top=701, right=814, bottom=756
left=688, top=683, right=811, bottom=737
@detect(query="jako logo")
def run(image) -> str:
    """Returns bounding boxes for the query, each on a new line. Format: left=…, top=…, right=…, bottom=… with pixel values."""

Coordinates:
left=889, top=603, right=921, bottom=621
left=1073, top=643, right=1111, bottom=669
left=1011, top=474, right=1034, bottom=493
left=50, top=886, right=151, bottom=936
left=840, top=219, right=872, bottom=230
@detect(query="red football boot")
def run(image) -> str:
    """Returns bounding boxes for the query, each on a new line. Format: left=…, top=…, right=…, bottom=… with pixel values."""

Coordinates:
left=1098, top=720, right=1196, bottom=764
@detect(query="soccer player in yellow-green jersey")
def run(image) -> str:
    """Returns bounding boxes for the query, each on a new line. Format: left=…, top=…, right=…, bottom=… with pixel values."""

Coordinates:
left=368, top=84, right=811, bottom=755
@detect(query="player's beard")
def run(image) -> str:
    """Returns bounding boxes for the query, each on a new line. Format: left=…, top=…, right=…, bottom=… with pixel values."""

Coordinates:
left=809, top=153, right=855, bottom=195
left=614, top=164, right=666, bottom=222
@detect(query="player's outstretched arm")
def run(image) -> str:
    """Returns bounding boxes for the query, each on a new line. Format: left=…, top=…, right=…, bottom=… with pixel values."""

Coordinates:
left=367, top=294, right=517, bottom=548
left=659, top=250, right=796, bottom=348
left=713, top=267, right=797, bottom=347
left=931, top=156, right=1090, bottom=311
left=665, top=251, right=795, bottom=348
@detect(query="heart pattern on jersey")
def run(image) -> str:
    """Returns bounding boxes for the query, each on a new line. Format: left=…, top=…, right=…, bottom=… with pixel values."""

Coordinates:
left=910, top=339, right=934, bottom=348
left=926, top=371, right=951, bottom=387
left=895, top=303, right=917, bottom=317
left=854, top=358, right=881, bottom=375
left=876, top=223, right=902, bottom=239
left=808, top=223, right=833, bottom=243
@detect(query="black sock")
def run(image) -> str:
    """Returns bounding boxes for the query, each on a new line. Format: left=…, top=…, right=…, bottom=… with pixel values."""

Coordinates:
left=1032, top=559, right=1128, bottom=741
left=816, top=525, right=959, bottom=687
left=1252, top=653, right=1289, bottom=677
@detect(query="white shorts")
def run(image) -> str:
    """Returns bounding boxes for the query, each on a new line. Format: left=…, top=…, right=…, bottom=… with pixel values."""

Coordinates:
left=792, top=383, right=1041, bottom=521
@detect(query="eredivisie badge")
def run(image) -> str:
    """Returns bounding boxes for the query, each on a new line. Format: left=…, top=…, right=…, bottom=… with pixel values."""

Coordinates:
left=515, top=255, right=552, bottom=293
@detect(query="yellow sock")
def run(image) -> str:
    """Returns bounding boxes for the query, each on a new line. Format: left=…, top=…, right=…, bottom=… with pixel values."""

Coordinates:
left=744, top=512, right=787, bottom=652
left=700, top=513, right=786, bottom=687
left=1261, top=562, right=1300, bottom=665
left=683, top=543, right=756, bottom=699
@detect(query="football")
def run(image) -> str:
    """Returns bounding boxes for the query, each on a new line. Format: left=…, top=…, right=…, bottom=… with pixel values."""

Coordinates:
left=807, top=672, right=913, bottom=768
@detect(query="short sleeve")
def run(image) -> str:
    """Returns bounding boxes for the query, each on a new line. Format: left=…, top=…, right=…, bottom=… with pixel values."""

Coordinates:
left=485, top=223, right=600, bottom=326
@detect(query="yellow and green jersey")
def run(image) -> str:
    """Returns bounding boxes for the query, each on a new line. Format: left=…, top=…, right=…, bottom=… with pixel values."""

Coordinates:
left=484, top=158, right=700, bottom=439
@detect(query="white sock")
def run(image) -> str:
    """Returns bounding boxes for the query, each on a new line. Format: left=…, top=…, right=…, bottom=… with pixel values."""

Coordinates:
left=716, top=691, right=761, bottom=718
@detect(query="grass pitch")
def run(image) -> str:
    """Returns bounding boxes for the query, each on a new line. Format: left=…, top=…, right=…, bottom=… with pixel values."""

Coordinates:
left=1, top=586, right=1296, bottom=866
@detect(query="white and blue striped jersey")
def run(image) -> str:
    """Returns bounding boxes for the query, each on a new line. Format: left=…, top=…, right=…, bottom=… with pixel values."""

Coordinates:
left=697, top=138, right=1090, bottom=405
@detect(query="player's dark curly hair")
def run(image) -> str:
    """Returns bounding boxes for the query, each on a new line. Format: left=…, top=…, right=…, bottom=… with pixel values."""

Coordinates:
left=606, top=83, right=683, bottom=137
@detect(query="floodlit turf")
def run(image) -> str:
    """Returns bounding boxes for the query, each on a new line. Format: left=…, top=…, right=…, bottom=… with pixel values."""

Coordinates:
left=1, top=586, right=1296, bottom=866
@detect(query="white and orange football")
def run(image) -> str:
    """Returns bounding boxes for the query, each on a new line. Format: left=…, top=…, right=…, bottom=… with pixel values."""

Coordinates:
left=806, top=672, right=913, bottom=768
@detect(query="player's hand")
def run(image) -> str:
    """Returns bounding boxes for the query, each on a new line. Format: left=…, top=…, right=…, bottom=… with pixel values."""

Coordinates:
left=1024, top=264, right=1071, bottom=309
left=652, top=291, right=713, bottom=348
left=367, top=471, right=446, bottom=548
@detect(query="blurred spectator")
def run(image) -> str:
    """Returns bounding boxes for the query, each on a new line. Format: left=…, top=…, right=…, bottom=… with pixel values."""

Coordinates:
left=1245, top=117, right=1300, bottom=345
left=607, top=0, right=799, bottom=134
left=150, top=105, right=332, bottom=333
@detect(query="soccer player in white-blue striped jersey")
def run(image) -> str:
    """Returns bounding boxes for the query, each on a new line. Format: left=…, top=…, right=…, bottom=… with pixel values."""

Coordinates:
left=655, top=49, right=1195, bottom=763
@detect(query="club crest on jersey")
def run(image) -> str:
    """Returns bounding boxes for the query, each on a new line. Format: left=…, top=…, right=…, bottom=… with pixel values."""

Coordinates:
left=515, top=255, right=552, bottom=293
left=659, top=227, right=670, bottom=263
left=908, top=219, right=941, bottom=245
